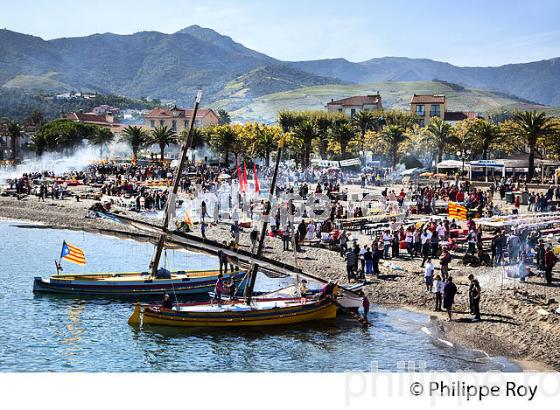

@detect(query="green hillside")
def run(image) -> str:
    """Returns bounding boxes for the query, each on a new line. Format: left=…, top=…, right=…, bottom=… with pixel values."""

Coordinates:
left=223, top=80, right=552, bottom=123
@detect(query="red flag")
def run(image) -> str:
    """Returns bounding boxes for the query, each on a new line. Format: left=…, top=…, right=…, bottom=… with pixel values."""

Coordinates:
left=236, top=158, right=243, bottom=192
left=243, top=161, right=248, bottom=192
left=253, top=163, right=260, bottom=193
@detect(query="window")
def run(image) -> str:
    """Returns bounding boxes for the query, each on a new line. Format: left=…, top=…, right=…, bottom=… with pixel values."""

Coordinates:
left=415, top=105, right=425, bottom=115
left=184, top=120, right=189, bottom=128
left=172, top=120, right=177, bottom=131
left=419, top=119, right=425, bottom=127
left=150, top=120, right=155, bottom=128
left=430, top=105, right=441, bottom=117
left=350, top=108, right=356, bottom=117
left=159, top=120, right=164, bottom=126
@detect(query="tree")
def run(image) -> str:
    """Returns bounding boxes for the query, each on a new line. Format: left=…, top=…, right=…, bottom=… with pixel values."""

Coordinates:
left=294, top=119, right=317, bottom=167
left=180, top=127, right=207, bottom=162
left=507, top=111, right=558, bottom=180
left=252, top=124, right=280, bottom=166
left=351, top=110, right=380, bottom=164
left=217, top=109, right=231, bottom=125
left=471, top=119, right=502, bottom=160
left=6, top=120, right=22, bottom=160
left=121, top=125, right=148, bottom=161
left=278, top=110, right=303, bottom=133
left=330, top=122, right=356, bottom=159
left=89, top=127, right=114, bottom=157
left=150, top=125, right=177, bottom=161
left=380, top=125, right=408, bottom=169
left=424, top=117, right=458, bottom=163
left=208, top=125, right=238, bottom=166
left=27, top=110, right=45, bottom=127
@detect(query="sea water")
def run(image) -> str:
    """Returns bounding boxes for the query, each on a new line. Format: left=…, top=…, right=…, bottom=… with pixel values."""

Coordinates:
left=0, top=221, right=520, bottom=372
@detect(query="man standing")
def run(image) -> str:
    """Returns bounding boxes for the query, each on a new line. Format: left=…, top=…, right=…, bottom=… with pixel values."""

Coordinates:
left=544, top=245, right=558, bottom=286
left=345, top=248, right=357, bottom=282
left=424, top=258, right=435, bottom=292
left=443, top=276, right=458, bottom=321
left=468, top=274, right=481, bottom=321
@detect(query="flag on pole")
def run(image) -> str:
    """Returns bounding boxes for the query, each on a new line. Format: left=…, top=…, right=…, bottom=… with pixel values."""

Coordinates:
left=448, top=202, right=468, bottom=220
left=236, top=158, right=243, bottom=192
left=253, top=163, right=260, bottom=193
left=243, top=161, right=248, bottom=192
left=60, top=241, right=86, bottom=265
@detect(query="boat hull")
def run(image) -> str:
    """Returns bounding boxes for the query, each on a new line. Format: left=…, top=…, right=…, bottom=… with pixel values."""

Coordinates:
left=128, top=298, right=337, bottom=327
left=33, top=270, right=246, bottom=297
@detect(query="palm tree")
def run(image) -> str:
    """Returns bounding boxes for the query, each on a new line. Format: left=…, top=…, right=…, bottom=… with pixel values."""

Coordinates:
left=180, top=128, right=207, bottom=162
left=209, top=125, right=237, bottom=166
left=278, top=111, right=303, bottom=133
left=150, top=125, right=177, bottom=161
left=380, top=125, right=408, bottom=169
left=90, top=127, right=114, bottom=157
left=510, top=111, right=558, bottom=180
left=294, top=119, right=317, bottom=167
left=424, top=117, right=458, bottom=163
left=253, top=125, right=278, bottom=166
left=330, top=122, right=356, bottom=159
left=351, top=110, right=379, bottom=164
left=471, top=119, right=502, bottom=160
left=6, top=120, right=22, bottom=160
left=121, top=126, right=148, bottom=161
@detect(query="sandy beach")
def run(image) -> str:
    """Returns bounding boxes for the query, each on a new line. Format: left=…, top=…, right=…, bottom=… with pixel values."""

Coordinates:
left=1, top=193, right=558, bottom=371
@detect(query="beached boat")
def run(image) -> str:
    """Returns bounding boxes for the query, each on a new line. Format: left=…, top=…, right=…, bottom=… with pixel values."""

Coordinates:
left=33, top=269, right=246, bottom=297
left=128, top=296, right=337, bottom=327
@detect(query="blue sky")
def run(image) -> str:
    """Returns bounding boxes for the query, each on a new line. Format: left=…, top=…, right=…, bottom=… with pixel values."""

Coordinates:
left=1, top=0, right=559, bottom=66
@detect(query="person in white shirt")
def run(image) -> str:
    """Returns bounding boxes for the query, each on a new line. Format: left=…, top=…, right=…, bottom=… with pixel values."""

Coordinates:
left=424, top=258, right=435, bottom=292
left=420, top=228, right=432, bottom=267
left=433, top=274, right=444, bottom=311
left=382, top=230, right=393, bottom=259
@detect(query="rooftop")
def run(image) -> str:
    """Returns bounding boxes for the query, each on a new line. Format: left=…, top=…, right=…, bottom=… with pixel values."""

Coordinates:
left=410, top=94, right=446, bottom=104
left=327, top=94, right=381, bottom=107
left=146, top=106, right=216, bottom=119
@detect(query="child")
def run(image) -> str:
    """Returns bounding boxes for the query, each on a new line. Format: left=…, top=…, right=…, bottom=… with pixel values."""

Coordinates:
left=433, top=274, right=443, bottom=311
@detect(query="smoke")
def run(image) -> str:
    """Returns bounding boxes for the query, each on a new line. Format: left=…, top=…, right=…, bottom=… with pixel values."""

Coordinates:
left=0, top=141, right=133, bottom=181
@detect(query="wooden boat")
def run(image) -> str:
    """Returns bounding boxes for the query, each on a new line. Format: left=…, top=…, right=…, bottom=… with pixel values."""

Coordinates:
left=128, top=297, right=337, bottom=327
left=33, top=269, right=246, bottom=297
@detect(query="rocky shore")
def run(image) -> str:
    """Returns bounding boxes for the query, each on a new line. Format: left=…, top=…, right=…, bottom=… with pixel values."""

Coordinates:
left=1, top=194, right=559, bottom=371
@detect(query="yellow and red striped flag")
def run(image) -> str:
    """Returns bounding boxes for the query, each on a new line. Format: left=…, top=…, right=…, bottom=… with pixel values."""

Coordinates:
left=448, top=202, right=468, bottom=220
left=60, top=241, right=86, bottom=265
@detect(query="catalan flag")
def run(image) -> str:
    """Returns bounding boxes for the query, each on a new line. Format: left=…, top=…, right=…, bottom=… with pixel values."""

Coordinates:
left=60, top=241, right=86, bottom=266
left=448, top=202, right=468, bottom=221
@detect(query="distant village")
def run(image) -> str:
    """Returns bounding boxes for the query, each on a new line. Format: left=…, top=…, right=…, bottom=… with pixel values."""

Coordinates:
left=0, top=90, right=477, bottom=163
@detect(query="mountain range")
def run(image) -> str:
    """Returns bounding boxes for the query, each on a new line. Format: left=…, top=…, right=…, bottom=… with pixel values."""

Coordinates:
left=1, top=25, right=559, bottom=113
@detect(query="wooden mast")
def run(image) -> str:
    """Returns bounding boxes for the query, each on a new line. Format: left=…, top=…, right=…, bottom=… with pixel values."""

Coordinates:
left=244, top=135, right=285, bottom=304
left=150, top=91, right=202, bottom=276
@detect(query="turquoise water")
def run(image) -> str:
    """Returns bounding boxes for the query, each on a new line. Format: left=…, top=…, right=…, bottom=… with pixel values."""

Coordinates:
left=0, top=221, right=520, bottom=372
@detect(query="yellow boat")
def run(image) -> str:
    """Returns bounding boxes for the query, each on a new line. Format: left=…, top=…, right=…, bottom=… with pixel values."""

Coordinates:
left=128, top=297, right=337, bottom=327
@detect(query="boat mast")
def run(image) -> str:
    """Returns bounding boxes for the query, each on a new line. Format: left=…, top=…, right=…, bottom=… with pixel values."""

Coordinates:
left=150, top=91, right=202, bottom=276
left=244, top=135, right=285, bottom=304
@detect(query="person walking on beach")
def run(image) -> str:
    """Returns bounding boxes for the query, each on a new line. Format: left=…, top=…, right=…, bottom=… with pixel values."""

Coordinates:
left=433, top=275, right=443, bottom=312
left=443, top=276, right=458, bottom=321
left=382, top=229, right=392, bottom=259
left=439, top=247, right=451, bottom=280
left=468, top=274, right=481, bottom=321
left=424, top=258, right=434, bottom=292
left=544, top=244, right=558, bottom=286
left=364, top=246, right=373, bottom=276
left=371, top=243, right=381, bottom=276
left=420, top=228, right=432, bottom=267
left=345, top=248, right=357, bottom=281
left=339, top=230, right=348, bottom=257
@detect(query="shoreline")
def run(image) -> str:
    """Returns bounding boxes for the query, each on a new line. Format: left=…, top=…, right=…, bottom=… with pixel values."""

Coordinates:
left=0, top=195, right=558, bottom=372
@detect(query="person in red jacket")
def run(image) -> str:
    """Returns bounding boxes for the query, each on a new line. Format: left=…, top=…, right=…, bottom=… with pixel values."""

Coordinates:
left=544, top=245, right=558, bottom=286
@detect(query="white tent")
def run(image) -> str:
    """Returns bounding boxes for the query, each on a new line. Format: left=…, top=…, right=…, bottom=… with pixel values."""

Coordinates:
left=436, top=160, right=463, bottom=170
